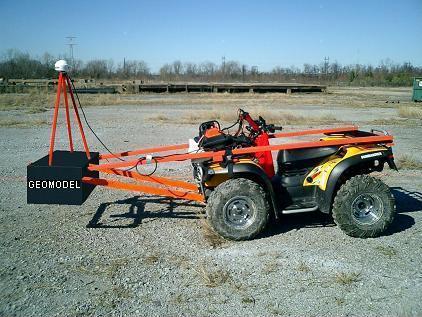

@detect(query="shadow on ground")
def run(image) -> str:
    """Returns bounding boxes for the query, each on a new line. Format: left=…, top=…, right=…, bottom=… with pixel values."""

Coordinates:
left=391, top=187, right=422, bottom=213
left=87, top=187, right=421, bottom=237
left=383, top=187, right=422, bottom=236
left=262, top=186, right=421, bottom=239
left=87, top=196, right=203, bottom=228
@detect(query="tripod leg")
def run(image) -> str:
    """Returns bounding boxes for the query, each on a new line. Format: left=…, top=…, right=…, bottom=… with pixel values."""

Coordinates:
left=48, top=72, right=63, bottom=166
left=63, top=75, right=74, bottom=152
left=65, top=76, right=91, bottom=160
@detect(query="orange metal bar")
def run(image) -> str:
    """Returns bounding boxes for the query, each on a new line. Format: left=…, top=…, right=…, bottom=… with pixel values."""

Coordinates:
left=99, top=127, right=358, bottom=160
left=99, top=143, right=189, bottom=160
left=100, top=168, right=198, bottom=191
left=88, top=134, right=393, bottom=171
left=232, top=135, right=393, bottom=155
left=65, top=75, right=91, bottom=160
left=271, top=126, right=359, bottom=138
left=89, top=150, right=219, bottom=171
left=48, top=72, right=63, bottom=166
left=82, top=176, right=204, bottom=202
left=63, top=77, right=74, bottom=152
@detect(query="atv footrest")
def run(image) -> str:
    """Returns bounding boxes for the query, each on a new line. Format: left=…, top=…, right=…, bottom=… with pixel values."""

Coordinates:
left=27, top=150, right=99, bottom=205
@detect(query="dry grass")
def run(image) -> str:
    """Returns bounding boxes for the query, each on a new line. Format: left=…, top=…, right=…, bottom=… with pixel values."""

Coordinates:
left=150, top=107, right=341, bottom=126
left=335, top=272, right=361, bottom=285
left=398, top=106, right=422, bottom=119
left=168, top=255, right=190, bottom=269
left=297, top=262, right=311, bottom=273
left=70, top=257, right=130, bottom=278
left=25, top=107, right=48, bottom=114
left=94, top=284, right=133, bottom=310
left=200, top=219, right=226, bottom=248
left=194, top=261, right=249, bottom=301
left=267, top=304, right=284, bottom=315
left=195, top=263, right=230, bottom=287
left=262, top=261, right=278, bottom=274
left=367, top=118, right=414, bottom=126
left=0, top=92, right=52, bottom=111
left=0, top=86, right=411, bottom=112
left=375, top=245, right=397, bottom=258
left=170, top=293, right=186, bottom=305
left=143, top=254, right=159, bottom=265
left=0, top=118, right=48, bottom=128
left=107, top=258, right=129, bottom=277
left=241, top=296, right=255, bottom=304
left=397, top=155, right=422, bottom=170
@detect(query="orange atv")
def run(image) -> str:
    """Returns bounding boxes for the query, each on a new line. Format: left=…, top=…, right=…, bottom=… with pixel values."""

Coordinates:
left=191, top=109, right=397, bottom=240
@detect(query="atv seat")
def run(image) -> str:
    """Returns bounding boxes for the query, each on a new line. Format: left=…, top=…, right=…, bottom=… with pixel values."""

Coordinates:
left=277, top=146, right=340, bottom=166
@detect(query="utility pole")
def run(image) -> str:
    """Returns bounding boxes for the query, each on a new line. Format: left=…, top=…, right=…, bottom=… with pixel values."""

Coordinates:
left=222, top=56, right=226, bottom=80
left=66, top=36, right=77, bottom=70
left=324, top=56, right=329, bottom=76
left=242, top=64, right=246, bottom=82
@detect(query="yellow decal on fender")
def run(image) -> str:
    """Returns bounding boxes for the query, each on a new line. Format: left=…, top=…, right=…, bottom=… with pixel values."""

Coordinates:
left=303, top=146, right=387, bottom=191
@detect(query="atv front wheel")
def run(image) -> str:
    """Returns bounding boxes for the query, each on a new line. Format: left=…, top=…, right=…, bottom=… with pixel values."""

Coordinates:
left=332, top=175, right=395, bottom=238
left=206, top=178, right=270, bottom=240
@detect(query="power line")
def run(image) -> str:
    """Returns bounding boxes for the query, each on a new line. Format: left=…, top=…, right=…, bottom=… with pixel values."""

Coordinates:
left=66, top=36, right=77, bottom=69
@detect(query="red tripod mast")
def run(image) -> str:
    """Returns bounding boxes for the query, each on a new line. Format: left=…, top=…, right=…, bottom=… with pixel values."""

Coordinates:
left=48, top=62, right=91, bottom=166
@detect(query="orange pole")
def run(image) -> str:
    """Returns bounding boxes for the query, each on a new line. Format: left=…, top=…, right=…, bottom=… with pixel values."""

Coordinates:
left=63, top=75, right=74, bottom=152
left=88, top=134, right=393, bottom=171
left=100, top=143, right=189, bottom=160
left=82, top=176, right=205, bottom=202
left=65, top=75, right=91, bottom=160
left=233, top=135, right=393, bottom=155
left=271, top=126, right=359, bottom=138
left=99, top=127, right=358, bottom=160
left=98, top=127, right=359, bottom=160
left=48, top=72, right=63, bottom=166
left=100, top=168, right=198, bottom=191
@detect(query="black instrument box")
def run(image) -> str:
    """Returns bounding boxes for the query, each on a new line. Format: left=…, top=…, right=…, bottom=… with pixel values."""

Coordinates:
left=27, top=150, right=99, bottom=205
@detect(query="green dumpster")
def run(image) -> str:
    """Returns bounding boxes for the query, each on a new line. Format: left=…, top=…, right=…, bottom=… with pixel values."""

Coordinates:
left=412, top=77, right=422, bottom=102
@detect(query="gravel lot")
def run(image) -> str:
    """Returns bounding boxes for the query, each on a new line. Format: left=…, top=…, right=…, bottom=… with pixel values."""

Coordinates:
left=1, top=87, right=421, bottom=316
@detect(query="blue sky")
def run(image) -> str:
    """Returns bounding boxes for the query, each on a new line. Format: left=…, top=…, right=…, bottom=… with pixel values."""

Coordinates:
left=1, top=0, right=421, bottom=72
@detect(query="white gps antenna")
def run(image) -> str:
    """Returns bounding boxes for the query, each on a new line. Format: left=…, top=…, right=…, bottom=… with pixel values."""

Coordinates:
left=54, top=59, right=69, bottom=72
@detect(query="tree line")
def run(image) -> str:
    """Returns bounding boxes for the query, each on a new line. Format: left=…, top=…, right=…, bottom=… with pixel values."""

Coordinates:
left=1, top=49, right=420, bottom=86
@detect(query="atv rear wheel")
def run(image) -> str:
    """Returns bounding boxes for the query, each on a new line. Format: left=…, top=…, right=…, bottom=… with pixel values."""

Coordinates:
left=332, top=175, right=395, bottom=238
left=206, top=178, right=270, bottom=240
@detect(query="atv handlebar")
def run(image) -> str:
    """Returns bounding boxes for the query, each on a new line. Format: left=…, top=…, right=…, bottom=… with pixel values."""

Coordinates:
left=238, top=108, right=282, bottom=134
left=197, top=109, right=281, bottom=151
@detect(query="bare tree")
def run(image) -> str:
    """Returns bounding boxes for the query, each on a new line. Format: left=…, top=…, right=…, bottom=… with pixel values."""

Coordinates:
left=83, top=60, right=108, bottom=79
left=172, top=60, right=183, bottom=76
left=0, top=49, right=420, bottom=86
left=159, top=63, right=173, bottom=81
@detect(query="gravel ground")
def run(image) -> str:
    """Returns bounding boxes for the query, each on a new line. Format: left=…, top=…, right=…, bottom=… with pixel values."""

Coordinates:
left=0, top=88, right=421, bottom=316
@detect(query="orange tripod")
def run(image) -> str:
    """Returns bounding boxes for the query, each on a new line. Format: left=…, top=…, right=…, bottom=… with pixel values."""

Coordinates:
left=48, top=71, right=91, bottom=166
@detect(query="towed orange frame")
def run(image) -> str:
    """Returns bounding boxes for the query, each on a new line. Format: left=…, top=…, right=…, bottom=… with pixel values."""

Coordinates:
left=48, top=72, right=393, bottom=203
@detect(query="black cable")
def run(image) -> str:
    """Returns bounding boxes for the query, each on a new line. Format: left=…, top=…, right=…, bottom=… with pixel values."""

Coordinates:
left=68, top=77, right=204, bottom=177
left=222, top=108, right=242, bottom=134
left=68, top=74, right=126, bottom=162
left=221, top=119, right=239, bottom=132
left=122, top=149, right=201, bottom=176
left=135, top=157, right=158, bottom=176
